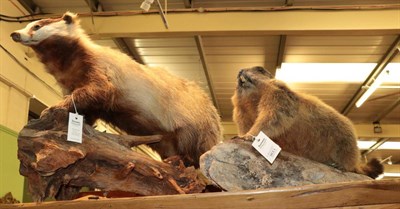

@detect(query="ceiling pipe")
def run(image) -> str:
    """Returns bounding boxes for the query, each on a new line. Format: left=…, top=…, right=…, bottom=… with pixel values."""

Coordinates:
left=183, top=0, right=192, bottom=8
left=10, top=4, right=400, bottom=20
left=84, top=0, right=145, bottom=64
left=373, top=97, right=400, bottom=123
left=361, top=138, right=389, bottom=157
left=194, top=35, right=220, bottom=113
left=155, top=0, right=169, bottom=29
left=341, top=35, right=400, bottom=115
left=273, top=35, right=287, bottom=77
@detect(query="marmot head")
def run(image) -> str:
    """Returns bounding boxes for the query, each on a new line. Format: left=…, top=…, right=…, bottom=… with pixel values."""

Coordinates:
left=236, top=66, right=273, bottom=91
left=10, top=12, right=82, bottom=46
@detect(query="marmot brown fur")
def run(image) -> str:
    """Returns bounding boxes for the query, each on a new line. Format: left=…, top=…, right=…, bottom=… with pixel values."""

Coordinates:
left=231, top=66, right=383, bottom=178
left=11, top=12, right=222, bottom=167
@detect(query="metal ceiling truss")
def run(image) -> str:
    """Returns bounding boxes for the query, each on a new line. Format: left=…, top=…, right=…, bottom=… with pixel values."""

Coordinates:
left=113, top=38, right=145, bottom=64
left=273, top=35, right=287, bottom=77
left=73, top=10, right=399, bottom=38
left=194, top=35, right=220, bottom=113
left=16, top=0, right=41, bottom=14
left=84, top=0, right=144, bottom=64
left=84, top=0, right=102, bottom=13
left=373, top=98, right=400, bottom=123
left=183, top=0, right=192, bottom=8
left=341, top=35, right=400, bottom=116
left=361, top=138, right=389, bottom=157
left=285, top=0, right=294, bottom=7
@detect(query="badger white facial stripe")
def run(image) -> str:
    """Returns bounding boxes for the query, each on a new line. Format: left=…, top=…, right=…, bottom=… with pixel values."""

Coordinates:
left=11, top=16, right=81, bottom=46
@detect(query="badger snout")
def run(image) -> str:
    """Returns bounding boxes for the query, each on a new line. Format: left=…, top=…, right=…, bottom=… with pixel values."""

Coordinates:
left=10, top=32, right=21, bottom=42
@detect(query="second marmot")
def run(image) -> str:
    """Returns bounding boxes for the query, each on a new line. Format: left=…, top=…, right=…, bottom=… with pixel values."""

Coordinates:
left=231, top=66, right=383, bottom=178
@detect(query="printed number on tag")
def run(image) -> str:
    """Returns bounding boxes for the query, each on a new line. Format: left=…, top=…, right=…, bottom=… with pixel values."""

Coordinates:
left=252, top=131, right=281, bottom=164
left=67, top=112, right=83, bottom=143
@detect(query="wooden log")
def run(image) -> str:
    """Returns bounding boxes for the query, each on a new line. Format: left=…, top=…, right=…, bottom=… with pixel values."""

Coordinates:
left=2, top=179, right=399, bottom=209
left=17, top=108, right=205, bottom=202
left=200, top=139, right=372, bottom=191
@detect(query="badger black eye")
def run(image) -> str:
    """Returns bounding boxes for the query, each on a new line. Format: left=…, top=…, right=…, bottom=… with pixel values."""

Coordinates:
left=32, top=25, right=41, bottom=31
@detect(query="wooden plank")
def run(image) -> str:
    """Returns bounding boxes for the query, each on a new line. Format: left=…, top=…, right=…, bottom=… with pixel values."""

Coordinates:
left=3, top=179, right=400, bottom=209
left=324, top=203, right=400, bottom=209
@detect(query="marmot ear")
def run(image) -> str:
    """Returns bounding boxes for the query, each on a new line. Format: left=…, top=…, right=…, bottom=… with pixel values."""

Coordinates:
left=253, top=66, right=274, bottom=78
left=62, top=12, right=77, bottom=24
left=264, top=69, right=273, bottom=79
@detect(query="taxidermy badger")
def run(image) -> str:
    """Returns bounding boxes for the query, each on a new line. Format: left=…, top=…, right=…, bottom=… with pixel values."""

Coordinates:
left=11, top=12, right=222, bottom=167
left=231, top=66, right=383, bottom=178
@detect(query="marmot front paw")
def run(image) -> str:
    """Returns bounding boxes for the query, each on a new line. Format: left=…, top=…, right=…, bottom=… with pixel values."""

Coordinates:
left=236, top=134, right=255, bottom=141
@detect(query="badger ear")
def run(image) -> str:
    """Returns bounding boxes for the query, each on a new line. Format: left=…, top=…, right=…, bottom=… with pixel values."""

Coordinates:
left=62, top=12, right=77, bottom=24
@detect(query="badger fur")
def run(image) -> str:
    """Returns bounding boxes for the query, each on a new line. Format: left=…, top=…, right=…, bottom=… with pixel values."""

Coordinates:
left=11, top=12, right=223, bottom=167
left=231, top=66, right=383, bottom=178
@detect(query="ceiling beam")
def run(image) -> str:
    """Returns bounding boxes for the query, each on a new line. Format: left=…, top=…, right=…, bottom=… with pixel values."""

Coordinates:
left=16, top=0, right=41, bottom=14
left=373, top=97, right=400, bottom=123
left=361, top=138, right=389, bottom=156
left=355, top=124, right=400, bottom=138
left=384, top=164, right=400, bottom=173
left=84, top=0, right=101, bottom=12
left=113, top=38, right=145, bottom=64
left=194, top=35, right=220, bottom=112
left=70, top=9, right=400, bottom=38
left=183, top=0, right=192, bottom=8
left=285, top=0, right=294, bottom=6
left=83, top=0, right=143, bottom=64
left=341, top=35, right=400, bottom=115
left=273, top=35, right=287, bottom=77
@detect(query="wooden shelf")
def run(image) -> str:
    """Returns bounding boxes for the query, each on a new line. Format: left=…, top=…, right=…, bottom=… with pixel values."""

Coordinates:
left=2, top=179, right=399, bottom=209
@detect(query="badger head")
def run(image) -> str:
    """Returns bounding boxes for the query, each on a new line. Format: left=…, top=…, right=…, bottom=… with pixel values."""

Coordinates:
left=10, top=12, right=81, bottom=46
left=236, top=66, right=273, bottom=90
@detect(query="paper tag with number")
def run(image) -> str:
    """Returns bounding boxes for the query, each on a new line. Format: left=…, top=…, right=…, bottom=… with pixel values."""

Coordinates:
left=67, top=112, right=83, bottom=143
left=252, top=131, right=281, bottom=164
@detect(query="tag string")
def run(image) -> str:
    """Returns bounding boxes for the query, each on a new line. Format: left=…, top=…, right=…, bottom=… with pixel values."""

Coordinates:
left=71, top=94, right=78, bottom=114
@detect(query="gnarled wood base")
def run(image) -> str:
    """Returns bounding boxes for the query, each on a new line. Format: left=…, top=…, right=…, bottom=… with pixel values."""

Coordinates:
left=17, top=108, right=205, bottom=202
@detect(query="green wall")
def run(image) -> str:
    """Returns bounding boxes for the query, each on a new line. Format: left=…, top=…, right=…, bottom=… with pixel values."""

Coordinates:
left=0, top=124, right=24, bottom=202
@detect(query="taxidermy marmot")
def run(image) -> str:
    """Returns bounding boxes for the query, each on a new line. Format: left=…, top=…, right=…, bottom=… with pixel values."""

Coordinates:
left=231, top=66, right=383, bottom=178
left=11, top=12, right=222, bottom=167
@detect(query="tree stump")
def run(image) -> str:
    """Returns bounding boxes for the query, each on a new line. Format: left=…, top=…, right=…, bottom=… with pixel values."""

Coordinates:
left=17, top=108, right=206, bottom=202
left=200, top=139, right=371, bottom=191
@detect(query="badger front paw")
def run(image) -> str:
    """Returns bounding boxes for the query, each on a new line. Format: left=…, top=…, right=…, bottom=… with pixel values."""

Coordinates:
left=40, top=105, right=68, bottom=119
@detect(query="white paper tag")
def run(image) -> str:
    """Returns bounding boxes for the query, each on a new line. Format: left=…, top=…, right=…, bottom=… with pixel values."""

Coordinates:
left=67, top=112, right=83, bottom=143
left=252, top=131, right=281, bottom=164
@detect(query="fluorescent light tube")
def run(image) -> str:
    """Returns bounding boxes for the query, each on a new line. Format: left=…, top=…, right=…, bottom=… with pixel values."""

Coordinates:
left=382, top=173, right=400, bottom=177
left=357, top=141, right=376, bottom=149
left=277, top=63, right=375, bottom=83
left=378, top=141, right=400, bottom=150
left=355, top=70, right=389, bottom=108
left=376, top=173, right=400, bottom=180
left=357, top=141, right=400, bottom=150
